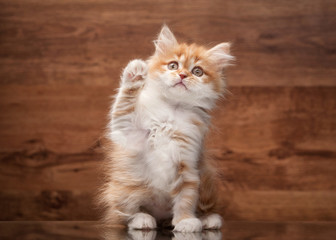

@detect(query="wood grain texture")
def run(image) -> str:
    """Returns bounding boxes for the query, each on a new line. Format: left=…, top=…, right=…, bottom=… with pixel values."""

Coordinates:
left=1, top=189, right=335, bottom=221
left=220, top=191, right=336, bottom=221
left=0, top=221, right=101, bottom=240
left=0, top=0, right=335, bottom=221
left=0, top=190, right=98, bottom=221
left=0, top=0, right=335, bottom=86
left=0, top=85, right=335, bottom=220
left=0, top=85, right=110, bottom=153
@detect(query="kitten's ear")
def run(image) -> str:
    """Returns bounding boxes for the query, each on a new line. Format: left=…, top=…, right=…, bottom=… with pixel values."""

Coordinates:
left=207, top=42, right=234, bottom=68
left=154, top=25, right=178, bottom=55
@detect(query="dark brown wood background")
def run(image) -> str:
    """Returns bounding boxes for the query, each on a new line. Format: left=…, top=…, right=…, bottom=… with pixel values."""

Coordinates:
left=0, top=0, right=335, bottom=221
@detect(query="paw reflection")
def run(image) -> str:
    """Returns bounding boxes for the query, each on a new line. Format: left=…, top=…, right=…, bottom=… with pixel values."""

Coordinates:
left=128, top=230, right=157, bottom=240
left=202, top=231, right=222, bottom=240
left=102, top=227, right=222, bottom=240
left=172, top=232, right=202, bottom=240
left=125, top=229, right=222, bottom=240
left=173, top=231, right=221, bottom=240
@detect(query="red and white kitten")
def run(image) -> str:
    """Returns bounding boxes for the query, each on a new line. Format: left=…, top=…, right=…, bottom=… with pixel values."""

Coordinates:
left=99, top=25, right=233, bottom=232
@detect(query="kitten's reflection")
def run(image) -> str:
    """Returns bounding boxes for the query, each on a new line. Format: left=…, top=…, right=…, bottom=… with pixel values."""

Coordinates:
left=127, top=230, right=158, bottom=240
left=172, top=231, right=222, bottom=240
left=102, top=227, right=222, bottom=240
left=127, top=230, right=222, bottom=240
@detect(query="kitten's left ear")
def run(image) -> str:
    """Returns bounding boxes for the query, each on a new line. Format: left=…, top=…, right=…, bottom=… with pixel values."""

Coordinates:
left=207, top=42, right=234, bottom=68
left=154, top=25, right=178, bottom=55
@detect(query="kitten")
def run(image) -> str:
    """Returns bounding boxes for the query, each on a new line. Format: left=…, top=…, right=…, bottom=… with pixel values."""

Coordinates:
left=99, top=25, right=233, bottom=232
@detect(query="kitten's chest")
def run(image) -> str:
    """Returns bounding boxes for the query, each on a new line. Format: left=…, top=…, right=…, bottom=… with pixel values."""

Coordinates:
left=135, top=99, right=202, bottom=189
left=136, top=89, right=201, bottom=141
left=138, top=104, right=196, bottom=149
left=142, top=118, right=193, bottom=190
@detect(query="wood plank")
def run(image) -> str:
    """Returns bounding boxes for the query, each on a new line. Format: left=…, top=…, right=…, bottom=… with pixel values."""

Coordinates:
left=209, top=87, right=336, bottom=152
left=0, top=221, right=101, bottom=240
left=214, top=151, right=336, bottom=191
left=1, top=143, right=335, bottom=192
left=0, top=190, right=98, bottom=220
left=0, top=85, right=335, bottom=220
left=1, top=190, right=336, bottom=221
left=0, top=148, right=102, bottom=191
left=221, top=191, right=336, bottom=221
left=0, top=0, right=335, bottom=86
left=0, top=85, right=111, bottom=153
left=1, top=144, right=335, bottom=192
left=0, top=86, right=335, bottom=193
left=1, top=85, right=334, bottom=153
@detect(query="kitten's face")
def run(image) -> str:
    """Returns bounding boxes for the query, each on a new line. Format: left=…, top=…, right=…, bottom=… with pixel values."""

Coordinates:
left=147, top=26, right=233, bottom=108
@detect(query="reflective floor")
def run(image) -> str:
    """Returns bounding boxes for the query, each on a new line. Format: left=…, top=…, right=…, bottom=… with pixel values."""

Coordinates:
left=1, top=221, right=336, bottom=240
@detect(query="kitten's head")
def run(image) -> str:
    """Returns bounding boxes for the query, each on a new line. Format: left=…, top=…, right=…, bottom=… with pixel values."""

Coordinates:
left=147, top=25, right=234, bottom=109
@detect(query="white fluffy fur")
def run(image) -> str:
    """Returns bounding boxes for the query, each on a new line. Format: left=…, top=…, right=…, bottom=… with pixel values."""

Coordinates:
left=108, top=60, right=210, bottom=192
left=103, top=25, right=233, bottom=232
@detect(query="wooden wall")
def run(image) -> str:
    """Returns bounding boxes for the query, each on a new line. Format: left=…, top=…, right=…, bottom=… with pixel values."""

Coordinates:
left=0, top=0, right=335, bottom=221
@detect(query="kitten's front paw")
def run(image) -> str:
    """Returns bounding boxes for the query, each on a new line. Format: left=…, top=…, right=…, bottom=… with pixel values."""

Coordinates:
left=128, top=213, right=157, bottom=230
left=122, top=59, right=147, bottom=87
left=201, top=214, right=223, bottom=230
left=173, top=218, right=202, bottom=232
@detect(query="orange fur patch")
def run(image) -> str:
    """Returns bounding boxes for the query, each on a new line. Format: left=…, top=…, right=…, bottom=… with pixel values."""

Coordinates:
left=112, top=106, right=135, bottom=118
left=148, top=58, right=167, bottom=75
left=171, top=131, right=189, bottom=144
left=197, top=157, right=218, bottom=214
left=191, top=118, right=203, bottom=127
left=177, top=162, right=188, bottom=174
left=171, top=181, right=199, bottom=196
left=123, top=86, right=141, bottom=96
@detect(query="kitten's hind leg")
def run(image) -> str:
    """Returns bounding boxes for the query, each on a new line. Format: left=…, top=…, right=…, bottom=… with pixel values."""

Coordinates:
left=197, top=157, right=223, bottom=230
left=128, top=212, right=157, bottom=230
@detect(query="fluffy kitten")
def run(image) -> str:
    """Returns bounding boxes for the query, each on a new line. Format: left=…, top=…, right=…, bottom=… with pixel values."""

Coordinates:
left=99, top=25, right=233, bottom=232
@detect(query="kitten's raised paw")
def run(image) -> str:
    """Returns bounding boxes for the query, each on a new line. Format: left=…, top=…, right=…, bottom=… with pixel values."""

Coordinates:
left=201, top=214, right=223, bottom=230
left=173, top=218, right=202, bottom=233
left=122, top=59, right=147, bottom=86
left=128, top=213, right=157, bottom=230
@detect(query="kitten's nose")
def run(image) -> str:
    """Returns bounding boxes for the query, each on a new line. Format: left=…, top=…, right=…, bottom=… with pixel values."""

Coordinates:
left=179, top=73, right=187, bottom=80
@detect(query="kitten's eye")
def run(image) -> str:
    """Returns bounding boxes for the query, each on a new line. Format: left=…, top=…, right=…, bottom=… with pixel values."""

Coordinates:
left=191, top=66, right=204, bottom=77
left=168, top=61, right=179, bottom=70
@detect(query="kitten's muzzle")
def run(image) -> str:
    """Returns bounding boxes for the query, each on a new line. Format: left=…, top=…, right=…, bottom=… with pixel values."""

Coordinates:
left=173, top=80, right=187, bottom=89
